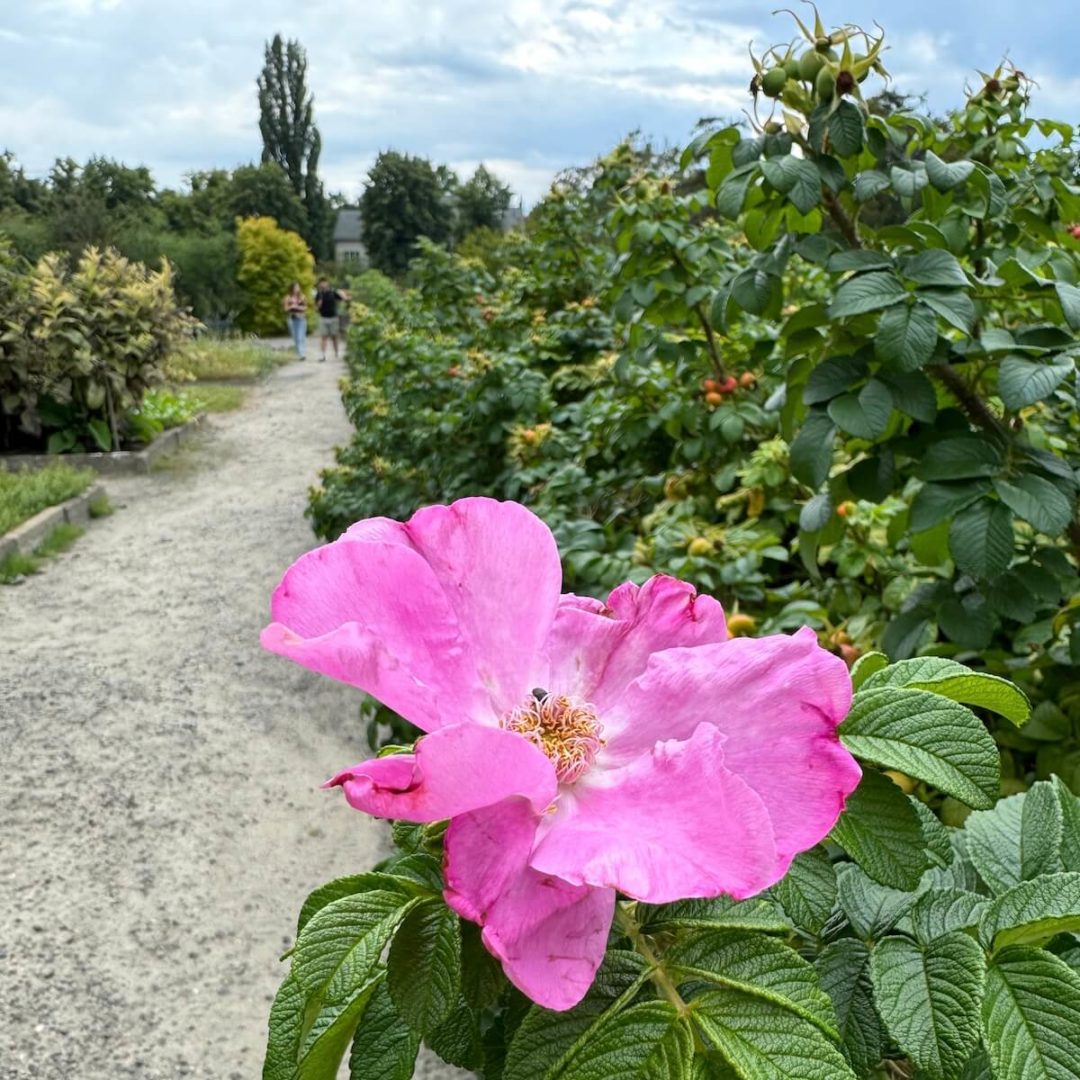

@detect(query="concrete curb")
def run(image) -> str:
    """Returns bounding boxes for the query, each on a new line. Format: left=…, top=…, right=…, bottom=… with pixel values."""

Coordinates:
left=0, top=414, right=206, bottom=476
left=0, top=481, right=107, bottom=561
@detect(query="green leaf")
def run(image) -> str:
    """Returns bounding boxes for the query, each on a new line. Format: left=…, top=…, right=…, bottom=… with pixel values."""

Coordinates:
left=920, top=289, right=976, bottom=333
left=876, top=303, right=939, bottom=371
left=830, top=770, right=929, bottom=889
left=910, top=481, right=992, bottom=533
left=994, top=476, right=1074, bottom=536
left=716, top=168, right=755, bottom=220
left=850, top=652, right=888, bottom=690
left=554, top=1001, right=691, bottom=1080
left=841, top=687, right=1000, bottom=808
left=925, top=151, right=975, bottom=191
left=1054, top=777, right=1080, bottom=873
left=800, top=492, right=833, bottom=533
left=907, top=889, right=989, bottom=944
left=87, top=418, right=112, bottom=451
left=853, top=171, right=891, bottom=202
left=426, top=999, right=484, bottom=1072
left=297, top=978, right=381, bottom=1079
left=902, top=251, right=970, bottom=289
left=669, top=929, right=837, bottom=1035
left=348, top=980, right=420, bottom=1080
left=815, top=940, right=884, bottom=1075
left=640, top=895, right=789, bottom=935
left=918, top=437, right=1003, bottom=482
left=772, top=847, right=838, bottom=935
left=731, top=268, right=780, bottom=315
left=298, top=874, right=419, bottom=936
left=804, top=356, right=867, bottom=405
left=504, top=951, right=650, bottom=1080
left=264, top=973, right=306, bottom=1080
left=891, top=165, right=929, bottom=198
left=293, top=891, right=420, bottom=1007
left=829, top=272, right=907, bottom=318
left=790, top=410, right=837, bottom=489
left=837, top=863, right=917, bottom=939
left=870, top=933, right=986, bottom=1080
left=981, top=873, right=1080, bottom=953
left=827, top=101, right=864, bottom=157
left=387, top=900, right=461, bottom=1036
left=1054, top=282, right=1080, bottom=331
left=862, top=656, right=1031, bottom=727
left=998, top=356, right=1074, bottom=409
left=692, top=989, right=856, bottom=1080
left=882, top=370, right=937, bottom=421
left=460, top=920, right=506, bottom=1011
left=829, top=251, right=893, bottom=273
left=983, top=948, right=1080, bottom=1080
left=911, top=796, right=955, bottom=869
left=966, top=787, right=1064, bottom=896
left=827, top=380, right=893, bottom=439
left=949, top=499, right=1014, bottom=579
left=761, top=156, right=822, bottom=215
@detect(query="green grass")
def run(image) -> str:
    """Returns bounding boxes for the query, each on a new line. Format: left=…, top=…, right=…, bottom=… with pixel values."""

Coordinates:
left=168, top=337, right=290, bottom=382
left=188, top=383, right=247, bottom=412
left=0, top=463, right=95, bottom=535
left=0, top=523, right=86, bottom=584
left=88, top=493, right=113, bottom=518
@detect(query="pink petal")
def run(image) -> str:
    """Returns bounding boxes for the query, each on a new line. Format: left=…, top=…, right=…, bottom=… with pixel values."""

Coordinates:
left=529, top=723, right=779, bottom=903
left=262, top=498, right=562, bottom=730
left=546, top=575, right=727, bottom=710
left=609, top=627, right=859, bottom=868
left=445, top=799, right=614, bottom=1010
left=326, top=723, right=558, bottom=822
left=351, top=498, right=563, bottom=716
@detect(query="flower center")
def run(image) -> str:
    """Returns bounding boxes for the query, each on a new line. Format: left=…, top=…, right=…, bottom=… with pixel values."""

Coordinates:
left=502, top=688, right=605, bottom=784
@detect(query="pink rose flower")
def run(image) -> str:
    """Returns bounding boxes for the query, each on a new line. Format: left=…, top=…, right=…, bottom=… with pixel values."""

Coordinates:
left=263, top=498, right=860, bottom=1010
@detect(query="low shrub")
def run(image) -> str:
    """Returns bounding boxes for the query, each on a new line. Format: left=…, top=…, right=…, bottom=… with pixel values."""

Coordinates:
left=0, top=462, right=95, bottom=534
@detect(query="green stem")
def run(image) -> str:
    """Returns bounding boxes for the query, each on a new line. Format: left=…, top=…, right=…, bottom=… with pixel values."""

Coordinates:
left=614, top=903, right=691, bottom=1017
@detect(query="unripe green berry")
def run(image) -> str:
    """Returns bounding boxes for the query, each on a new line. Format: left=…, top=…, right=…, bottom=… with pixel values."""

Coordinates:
left=761, top=67, right=788, bottom=98
left=815, top=67, right=835, bottom=102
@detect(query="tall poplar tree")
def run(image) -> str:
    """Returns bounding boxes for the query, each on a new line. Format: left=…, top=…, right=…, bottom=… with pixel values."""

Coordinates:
left=256, top=35, right=329, bottom=256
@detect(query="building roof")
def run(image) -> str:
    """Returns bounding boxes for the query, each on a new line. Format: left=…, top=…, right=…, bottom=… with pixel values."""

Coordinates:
left=333, top=208, right=363, bottom=243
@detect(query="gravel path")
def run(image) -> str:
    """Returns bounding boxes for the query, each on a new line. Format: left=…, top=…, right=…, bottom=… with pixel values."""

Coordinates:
left=0, top=356, right=460, bottom=1078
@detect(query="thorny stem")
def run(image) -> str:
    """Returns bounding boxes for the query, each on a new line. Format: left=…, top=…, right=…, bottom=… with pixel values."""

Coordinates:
left=615, top=903, right=691, bottom=1018
left=928, top=362, right=1008, bottom=438
left=821, top=186, right=863, bottom=248
left=669, top=246, right=726, bottom=378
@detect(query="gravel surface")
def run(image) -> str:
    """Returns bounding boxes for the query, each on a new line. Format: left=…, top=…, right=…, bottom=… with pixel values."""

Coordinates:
left=1, top=356, right=462, bottom=1078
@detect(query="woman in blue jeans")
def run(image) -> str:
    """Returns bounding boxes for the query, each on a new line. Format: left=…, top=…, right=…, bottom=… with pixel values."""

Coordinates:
left=283, top=282, right=307, bottom=360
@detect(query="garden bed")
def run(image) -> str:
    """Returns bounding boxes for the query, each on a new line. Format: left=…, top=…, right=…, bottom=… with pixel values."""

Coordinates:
left=0, top=478, right=107, bottom=562
left=0, top=413, right=205, bottom=476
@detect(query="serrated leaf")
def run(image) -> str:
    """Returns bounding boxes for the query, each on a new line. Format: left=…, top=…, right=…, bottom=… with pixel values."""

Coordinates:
left=693, top=989, right=856, bottom=1080
left=732, top=268, right=780, bottom=315
left=640, top=895, right=789, bottom=935
left=980, top=873, right=1080, bottom=952
left=460, top=920, right=506, bottom=1011
left=994, top=476, right=1073, bottom=536
left=348, top=979, right=421, bottom=1080
left=1055, top=282, right=1080, bottom=332
left=837, top=863, right=917, bottom=939
left=908, top=889, right=989, bottom=944
left=387, top=901, right=461, bottom=1036
left=903, top=251, right=970, bottom=289
left=966, top=787, right=1064, bottom=896
left=761, top=156, right=822, bottom=215
left=804, top=355, right=867, bottom=405
left=772, top=847, right=838, bottom=934
left=870, top=933, right=985, bottom=1080
left=427, top=999, right=484, bottom=1071
left=909, top=481, right=993, bottom=533
left=863, top=656, right=1031, bottom=727
left=553, top=1001, right=690, bottom=1080
left=921, top=289, right=976, bottom=333
left=790, top=410, right=837, bottom=489
left=918, top=437, right=1003, bottom=482
left=668, top=930, right=837, bottom=1036
left=830, top=770, right=929, bottom=889
left=298, top=874, right=417, bottom=937
left=853, top=171, right=890, bottom=202
left=264, top=973, right=306, bottom=1080
left=815, top=940, right=884, bottom=1075
left=911, top=797, right=955, bottom=869
left=882, top=370, right=937, bottom=421
left=983, top=947, right=1080, bottom=1080
left=297, top=978, right=381, bottom=1079
left=827, top=101, right=864, bottom=157
left=949, top=499, right=1014, bottom=579
left=850, top=653, right=888, bottom=690
left=829, top=251, right=893, bottom=273
left=998, top=355, right=1074, bottom=409
left=925, top=152, right=975, bottom=191
left=829, top=272, right=907, bottom=318
left=716, top=168, right=755, bottom=220
left=293, top=891, right=420, bottom=1006
left=800, top=492, right=833, bottom=533
left=891, top=165, right=929, bottom=197
left=841, top=687, right=1000, bottom=808
left=504, top=951, right=649, bottom=1080
left=1054, top=777, right=1080, bottom=873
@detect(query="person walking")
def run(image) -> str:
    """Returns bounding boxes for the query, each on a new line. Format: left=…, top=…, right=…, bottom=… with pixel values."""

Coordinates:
left=283, top=282, right=307, bottom=360
left=314, top=278, right=349, bottom=362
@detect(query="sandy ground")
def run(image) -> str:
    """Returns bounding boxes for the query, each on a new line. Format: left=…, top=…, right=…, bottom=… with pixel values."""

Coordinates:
left=0, top=354, right=461, bottom=1078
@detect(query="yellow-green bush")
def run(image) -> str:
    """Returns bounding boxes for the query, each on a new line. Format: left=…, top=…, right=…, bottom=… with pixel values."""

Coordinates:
left=235, top=216, right=314, bottom=336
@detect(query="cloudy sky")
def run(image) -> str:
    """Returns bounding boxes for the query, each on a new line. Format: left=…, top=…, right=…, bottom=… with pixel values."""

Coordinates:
left=1, top=1, right=1076, bottom=206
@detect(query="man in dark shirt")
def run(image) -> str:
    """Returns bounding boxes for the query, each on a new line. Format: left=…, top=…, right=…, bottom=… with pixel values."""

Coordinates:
left=314, top=278, right=349, bottom=362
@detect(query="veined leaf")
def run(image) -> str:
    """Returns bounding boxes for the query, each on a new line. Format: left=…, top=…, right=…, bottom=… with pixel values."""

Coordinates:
left=998, top=355, right=1074, bottom=410
left=771, top=846, right=838, bottom=934
left=994, top=476, right=1074, bottom=537
left=840, top=687, right=1000, bottom=808
left=875, top=303, right=939, bottom=371
left=829, top=272, right=907, bottom=318
left=907, top=888, right=988, bottom=944
left=387, top=900, right=461, bottom=1036
left=815, top=940, right=884, bottom=1076
left=982, top=948, right=1080, bottom=1080
left=761, top=155, right=822, bottom=215
left=640, top=895, right=789, bottom=935
left=870, top=933, right=986, bottom=1080
left=949, top=499, right=1014, bottom=579
left=348, top=979, right=421, bottom=1080
left=981, top=873, right=1080, bottom=952
left=837, top=863, right=917, bottom=940
left=925, top=152, right=975, bottom=191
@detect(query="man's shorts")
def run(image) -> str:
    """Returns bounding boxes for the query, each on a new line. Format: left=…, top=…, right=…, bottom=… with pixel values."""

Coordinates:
left=318, top=316, right=340, bottom=337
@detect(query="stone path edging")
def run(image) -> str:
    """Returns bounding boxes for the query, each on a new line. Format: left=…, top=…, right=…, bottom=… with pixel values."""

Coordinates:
left=0, top=481, right=106, bottom=561
left=0, top=414, right=206, bottom=476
